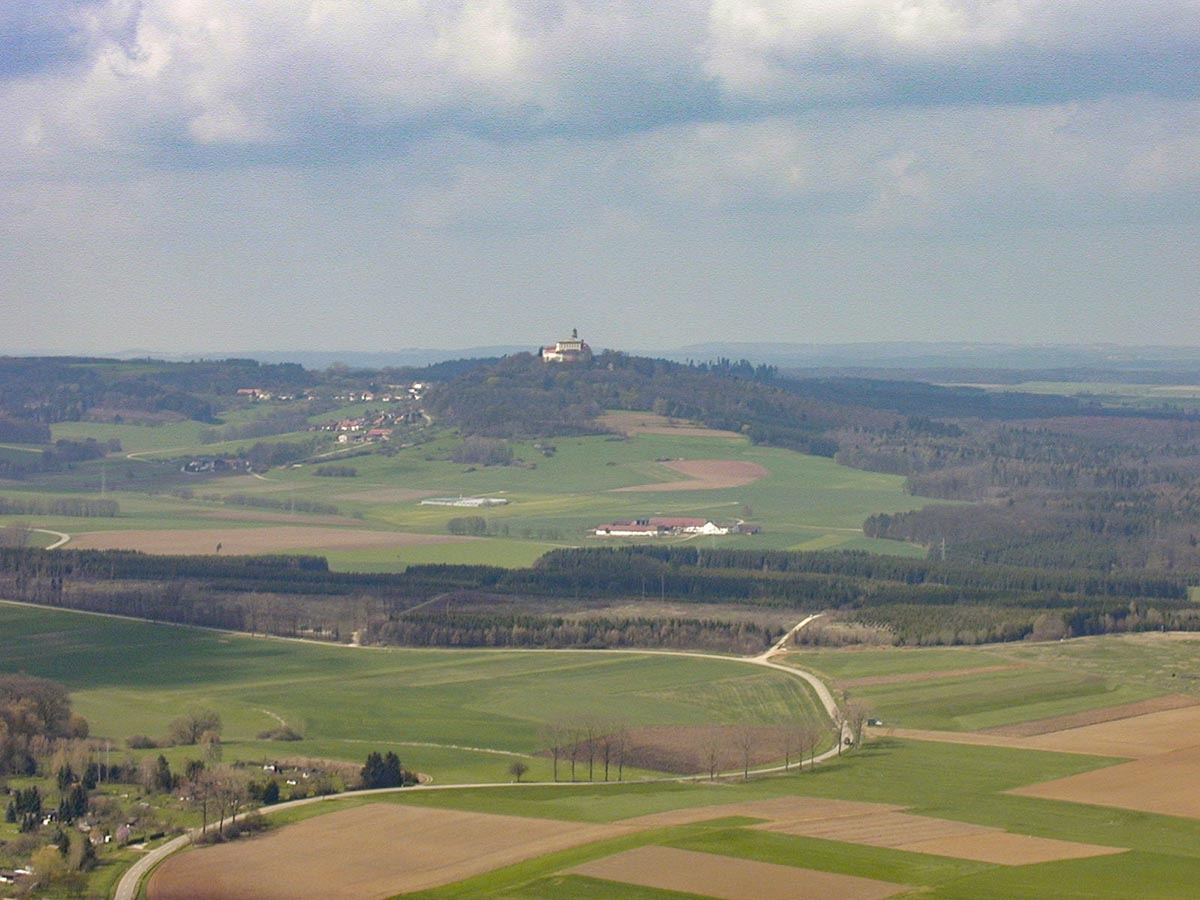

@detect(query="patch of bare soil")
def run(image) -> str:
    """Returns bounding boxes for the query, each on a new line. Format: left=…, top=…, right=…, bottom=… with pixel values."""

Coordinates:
left=567, top=846, right=909, bottom=900
left=612, top=459, right=769, bottom=492
left=1011, top=745, right=1200, bottom=820
left=1017, top=704, right=1200, bottom=758
left=617, top=797, right=901, bottom=830
left=70, top=527, right=476, bottom=555
left=761, top=810, right=1124, bottom=865
left=612, top=725, right=799, bottom=776
left=982, top=694, right=1200, bottom=738
left=147, top=803, right=628, bottom=900
left=597, top=412, right=744, bottom=439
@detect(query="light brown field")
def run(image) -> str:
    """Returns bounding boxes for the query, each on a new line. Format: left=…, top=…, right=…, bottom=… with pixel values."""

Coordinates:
left=758, top=809, right=1123, bottom=865
left=619, top=797, right=1121, bottom=866
left=892, top=702, right=1200, bottom=760
left=1012, top=745, right=1200, bottom=819
left=567, top=846, right=909, bottom=900
left=69, top=526, right=477, bottom=555
left=146, top=804, right=628, bottom=900
left=613, top=459, right=769, bottom=492
left=885, top=698, right=1200, bottom=821
left=617, top=797, right=903, bottom=830
left=982, top=694, right=1200, bottom=738
left=598, top=411, right=744, bottom=439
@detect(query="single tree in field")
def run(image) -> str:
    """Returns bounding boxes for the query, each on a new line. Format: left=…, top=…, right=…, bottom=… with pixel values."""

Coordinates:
left=508, top=760, right=529, bottom=782
left=583, top=720, right=598, bottom=781
left=830, top=701, right=848, bottom=756
left=795, top=719, right=824, bottom=771
left=613, top=724, right=630, bottom=781
left=167, top=707, right=222, bottom=746
left=844, top=699, right=871, bottom=750
left=734, top=725, right=757, bottom=781
left=702, top=727, right=724, bottom=781
left=538, top=722, right=565, bottom=782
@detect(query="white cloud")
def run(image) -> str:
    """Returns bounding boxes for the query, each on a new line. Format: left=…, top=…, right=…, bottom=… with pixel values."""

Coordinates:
left=3, top=0, right=1195, bottom=171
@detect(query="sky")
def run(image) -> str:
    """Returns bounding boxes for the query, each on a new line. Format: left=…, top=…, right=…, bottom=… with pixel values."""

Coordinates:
left=1, top=0, right=1198, bottom=356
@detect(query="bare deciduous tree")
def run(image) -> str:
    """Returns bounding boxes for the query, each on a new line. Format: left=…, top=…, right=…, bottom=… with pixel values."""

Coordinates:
left=702, top=728, right=724, bottom=781
left=734, top=725, right=758, bottom=781
left=538, top=722, right=565, bottom=782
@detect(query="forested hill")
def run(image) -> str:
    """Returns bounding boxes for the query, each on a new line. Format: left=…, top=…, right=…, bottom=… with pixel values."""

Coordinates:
left=423, top=351, right=902, bottom=455
left=420, top=350, right=1156, bottom=453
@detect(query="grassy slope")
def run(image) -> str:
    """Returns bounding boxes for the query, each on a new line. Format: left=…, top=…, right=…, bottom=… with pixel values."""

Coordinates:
left=6, top=604, right=1200, bottom=899
left=6, top=424, right=937, bottom=569
left=792, top=642, right=1178, bottom=731
left=0, top=602, right=824, bottom=784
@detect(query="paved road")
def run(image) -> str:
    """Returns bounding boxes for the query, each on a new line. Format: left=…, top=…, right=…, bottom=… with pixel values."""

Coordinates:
left=112, top=615, right=844, bottom=900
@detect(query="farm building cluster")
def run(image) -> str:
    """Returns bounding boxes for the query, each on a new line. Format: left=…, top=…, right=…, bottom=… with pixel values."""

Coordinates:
left=593, top=517, right=755, bottom=537
left=420, top=496, right=510, bottom=508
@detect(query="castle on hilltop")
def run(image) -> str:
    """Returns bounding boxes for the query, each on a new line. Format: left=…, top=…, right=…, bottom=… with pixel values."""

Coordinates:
left=541, top=328, right=593, bottom=363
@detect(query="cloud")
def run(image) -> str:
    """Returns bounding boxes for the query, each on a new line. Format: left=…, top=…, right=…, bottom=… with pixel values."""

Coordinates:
left=2, top=0, right=1197, bottom=169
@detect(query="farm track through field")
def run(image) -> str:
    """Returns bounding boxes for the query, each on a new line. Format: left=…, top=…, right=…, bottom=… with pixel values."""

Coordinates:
left=32, top=528, right=70, bottom=549
left=113, top=612, right=842, bottom=900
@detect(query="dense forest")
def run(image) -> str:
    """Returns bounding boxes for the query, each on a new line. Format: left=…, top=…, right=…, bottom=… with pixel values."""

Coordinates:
left=2, top=547, right=1195, bottom=650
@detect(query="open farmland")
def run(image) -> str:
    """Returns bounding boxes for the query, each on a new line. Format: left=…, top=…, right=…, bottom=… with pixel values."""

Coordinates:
left=9, top=604, right=1200, bottom=899
left=0, top=602, right=827, bottom=784
left=67, top=525, right=477, bottom=554
left=5, top=418, right=939, bottom=570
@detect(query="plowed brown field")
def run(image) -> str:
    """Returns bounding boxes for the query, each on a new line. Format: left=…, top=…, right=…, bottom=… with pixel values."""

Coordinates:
left=619, top=797, right=1120, bottom=865
left=146, top=804, right=627, bottom=900
left=597, top=412, right=744, bottom=439
left=568, top=846, right=909, bottom=900
left=613, top=459, right=768, bottom=492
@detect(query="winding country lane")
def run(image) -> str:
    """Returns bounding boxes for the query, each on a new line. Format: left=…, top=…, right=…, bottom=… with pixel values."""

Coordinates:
left=112, top=613, right=843, bottom=900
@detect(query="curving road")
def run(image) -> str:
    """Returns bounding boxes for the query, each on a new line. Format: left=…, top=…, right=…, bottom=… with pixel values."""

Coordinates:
left=112, top=614, right=843, bottom=900
left=31, top=528, right=70, bottom=549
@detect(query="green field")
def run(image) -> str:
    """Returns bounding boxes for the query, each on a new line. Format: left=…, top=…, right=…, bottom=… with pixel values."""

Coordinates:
left=0, top=602, right=825, bottom=784
left=6, top=603, right=1200, bottom=899
left=792, top=641, right=1182, bottom=731
left=6, top=421, right=941, bottom=570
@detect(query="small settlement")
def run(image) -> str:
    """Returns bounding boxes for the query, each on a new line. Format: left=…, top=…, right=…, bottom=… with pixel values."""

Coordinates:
left=594, top=517, right=730, bottom=537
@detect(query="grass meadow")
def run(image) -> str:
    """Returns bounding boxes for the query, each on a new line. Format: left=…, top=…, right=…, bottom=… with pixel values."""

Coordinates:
left=6, top=603, right=1200, bottom=899
left=792, top=642, right=1177, bottom=731
left=0, top=602, right=825, bottom=784
left=8, top=420, right=940, bottom=570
